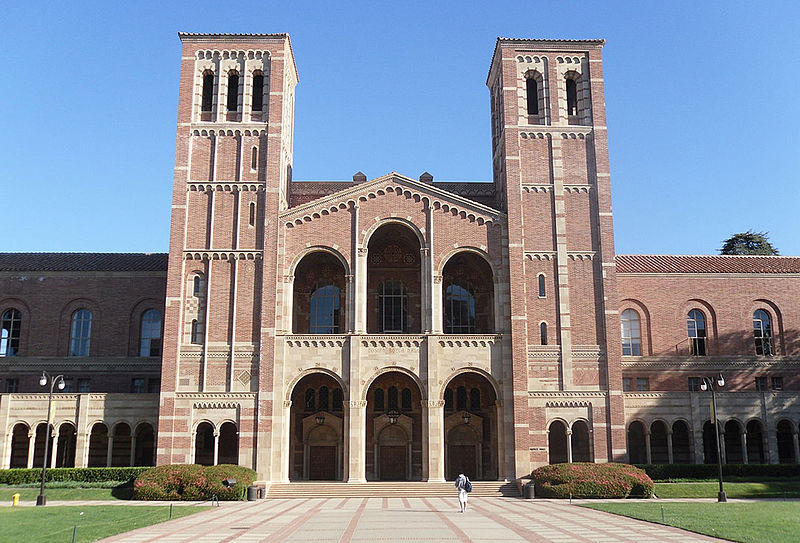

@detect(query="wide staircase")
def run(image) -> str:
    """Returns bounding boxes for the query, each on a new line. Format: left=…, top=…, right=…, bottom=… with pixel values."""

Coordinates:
left=263, top=481, right=521, bottom=499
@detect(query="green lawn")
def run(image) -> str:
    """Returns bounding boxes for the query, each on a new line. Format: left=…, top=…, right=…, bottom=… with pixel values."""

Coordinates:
left=0, top=485, right=132, bottom=501
left=582, top=502, right=800, bottom=543
left=2, top=505, right=208, bottom=543
left=655, top=481, right=800, bottom=499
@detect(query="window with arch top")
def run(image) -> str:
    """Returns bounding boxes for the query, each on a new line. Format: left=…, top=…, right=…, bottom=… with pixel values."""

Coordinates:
left=139, top=309, right=163, bottom=357
left=445, top=284, right=475, bottom=333
left=201, top=72, right=214, bottom=112
left=190, top=320, right=202, bottom=344
left=0, top=308, right=21, bottom=357
left=226, top=72, right=240, bottom=111
left=566, top=78, right=578, bottom=116
left=538, top=274, right=546, bottom=298
left=250, top=146, right=258, bottom=170
left=526, top=77, right=539, bottom=115
left=620, top=309, right=641, bottom=356
left=540, top=322, right=548, bottom=346
left=249, top=201, right=256, bottom=226
left=251, top=71, right=264, bottom=111
left=687, top=309, right=707, bottom=356
left=69, top=309, right=92, bottom=357
left=193, top=275, right=202, bottom=297
left=310, top=285, right=340, bottom=334
left=753, top=309, right=774, bottom=356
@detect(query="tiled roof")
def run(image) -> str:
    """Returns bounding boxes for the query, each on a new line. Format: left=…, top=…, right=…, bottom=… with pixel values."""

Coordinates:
left=0, top=253, right=169, bottom=272
left=616, top=255, right=800, bottom=274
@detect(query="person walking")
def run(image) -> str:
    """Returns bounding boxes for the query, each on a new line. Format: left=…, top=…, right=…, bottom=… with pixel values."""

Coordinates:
left=455, top=473, right=471, bottom=513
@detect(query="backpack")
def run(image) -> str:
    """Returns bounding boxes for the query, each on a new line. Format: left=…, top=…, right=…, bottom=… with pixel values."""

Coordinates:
left=465, top=479, right=472, bottom=493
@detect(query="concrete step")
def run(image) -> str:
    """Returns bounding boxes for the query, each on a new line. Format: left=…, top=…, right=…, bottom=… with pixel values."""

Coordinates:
left=260, top=481, right=521, bottom=499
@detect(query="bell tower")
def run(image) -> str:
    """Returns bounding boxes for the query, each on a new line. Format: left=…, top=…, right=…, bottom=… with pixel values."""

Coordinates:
left=157, top=33, right=297, bottom=468
left=488, top=39, right=626, bottom=473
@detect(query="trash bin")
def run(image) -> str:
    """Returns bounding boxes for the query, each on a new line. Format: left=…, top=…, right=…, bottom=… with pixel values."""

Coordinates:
left=524, top=483, right=535, bottom=499
left=247, top=485, right=259, bottom=501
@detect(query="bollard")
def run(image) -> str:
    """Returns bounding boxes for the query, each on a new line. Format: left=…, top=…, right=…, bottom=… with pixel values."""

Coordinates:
left=71, top=525, right=77, bottom=543
left=169, top=503, right=173, bottom=519
left=661, top=506, right=665, bottom=523
left=12, top=493, right=20, bottom=507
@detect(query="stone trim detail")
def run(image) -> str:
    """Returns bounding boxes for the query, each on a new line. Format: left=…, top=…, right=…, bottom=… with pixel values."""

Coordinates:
left=183, top=251, right=262, bottom=261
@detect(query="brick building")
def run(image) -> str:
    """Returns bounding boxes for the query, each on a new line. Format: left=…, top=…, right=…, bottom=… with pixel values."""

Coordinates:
left=2, top=34, right=799, bottom=479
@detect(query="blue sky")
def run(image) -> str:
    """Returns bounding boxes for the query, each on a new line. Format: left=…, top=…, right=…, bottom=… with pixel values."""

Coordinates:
left=2, top=1, right=798, bottom=255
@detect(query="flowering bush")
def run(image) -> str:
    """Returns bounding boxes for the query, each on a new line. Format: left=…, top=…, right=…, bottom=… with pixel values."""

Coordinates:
left=531, top=463, right=654, bottom=499
left=133, top=464, right=256, bottom=501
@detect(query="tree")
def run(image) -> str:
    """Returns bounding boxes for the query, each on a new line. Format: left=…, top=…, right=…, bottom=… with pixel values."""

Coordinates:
left=719, top=231, right=779, bottom=255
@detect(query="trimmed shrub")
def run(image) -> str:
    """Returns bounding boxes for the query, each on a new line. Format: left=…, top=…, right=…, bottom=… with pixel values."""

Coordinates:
left=0, top=467, right=149, bottom=485
left=636, top=464, right=800, bottom=481
left=532, top=463, right=654, bottom=499
left=133, top=464, right=256, bottom=501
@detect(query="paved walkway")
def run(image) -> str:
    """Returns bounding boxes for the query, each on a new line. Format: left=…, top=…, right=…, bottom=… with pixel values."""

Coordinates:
left=96, top=497, right=726, bottom=542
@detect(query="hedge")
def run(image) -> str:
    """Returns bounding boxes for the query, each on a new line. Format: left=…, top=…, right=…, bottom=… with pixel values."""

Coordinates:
left=532, top=463, right=654, bottom=499
left=0, top=467, right=150, bottom=485
left=635, top=464, right=800, bottom=481
left=133, top=464, right=257, bottom=501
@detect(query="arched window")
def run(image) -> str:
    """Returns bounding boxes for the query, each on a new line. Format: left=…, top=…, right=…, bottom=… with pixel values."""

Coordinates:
left=249, top=202, right=256, bottom=226
left=526, top=77, right=539, bottom=115
left=401, top=388, right=412, bottom=411
left=456, top=386, right=467, bottom=410
left=193, top=275, right=202, bottom=296
left=310, top=285, right=340, bottom=334
left=201, top=72, right=214, bottom=112
left=444, top=388, right=454, bottom=410
left=69, top=309, right=92, bottom=357
left=374, top=388, right=385, bottom=411
left=251, top=72, right=264, bottom=111
left=620, top=309, right=642, bottom=356
left=540, top=322, right=548, bottom=346
left=0, top=308, right=21, bottom=357
left=251, top=146, right=258, bottom=170
left=753, top=310, right=774, bottom=355
left=226, top=72, right=239, bottom=111
left=332, top=388, right=343, bottom=411
left=139, top=309, right=163, bottom=357
left=318, top=386, right=329, bottom=411
left=388, top=386, right=399, bottom=410
left=379, top=280, right=407, bottom=333
left=538, top=274, right=546, bottom=298
left=687, top=309, right=707, bottom=356
left=304, top=388, right=315, bottom=411
left=445, top=284, right=475, bottom=333
left=190, top=320, right=202, bottom=344
left=469, top=388, right=480, bottom=411
left=566, top=78, right=578, bottom=116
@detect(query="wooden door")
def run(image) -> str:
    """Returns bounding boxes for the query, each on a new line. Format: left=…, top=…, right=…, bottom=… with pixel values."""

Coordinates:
left=379, top=445, right=406, bottom=480
left=309, top=445, right=336, bottom=480
left=447, top=445, right=476, bottom=480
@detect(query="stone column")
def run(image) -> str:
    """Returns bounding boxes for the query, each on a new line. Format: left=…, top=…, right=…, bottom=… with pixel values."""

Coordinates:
left=431, top=274, right=443, bottom=334
left=741, top=432, right=749, bottom=465
left=26, top=431, right=35, bottom=469
left=106, top=433, right=114, bottom=467
left=213, top=431, right=220, bottom=466
left=279, top=401, right=292, bottom=482
left=420, top=247, right=431, bottom=333
left=130, top=435, right=137, bottom=467
left=423, top=199, right=434, bottom=334
left=719, top=429, right=726, bottom=464
left=644, top=431, right=652, bottom=465
left=345, top=275, right=354, bottom=333
left=355, top=248, right=367, bottom=334
left=666, top=431, right=674, bottom=464
left=74, top=394, right=90, bottom=468
left=426, top=400, right=445, bottom=481
left=793, top=432, right=800, bottom=463
left=49, top=428, right=59, bottom=469
left=495, top=400, right=506, bottom=479
left=346, top=400, right=367, bottom=482
left=565, top=430, right=573, bottom=463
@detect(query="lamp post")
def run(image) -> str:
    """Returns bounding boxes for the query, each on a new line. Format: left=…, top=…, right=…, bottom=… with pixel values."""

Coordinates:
left=700, top=373, right=727, bottom=503
left=37, top=371, right=65, bottom=506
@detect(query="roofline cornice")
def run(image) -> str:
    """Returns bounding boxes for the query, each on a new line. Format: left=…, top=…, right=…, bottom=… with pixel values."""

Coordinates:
left=487, top=37, right=606, bottom=85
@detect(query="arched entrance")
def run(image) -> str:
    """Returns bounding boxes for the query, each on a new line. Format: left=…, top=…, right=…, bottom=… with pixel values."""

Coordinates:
left=33, top=422, right=52, bottom=469
left=724, top=420, right=743, bottom=463
left=671, top=420, right=692, bottom=464
left=627, top=421, right=646, bottom=464
left=218, top=422, right=239, bottom=465
left=777, top=420, right=796, bottom=464
left=9, top=423, right=29, bottom=468
left=88, top=423, right=109, bottom=467
left=292, top=251, right=347, bottom=333
left=442, top=372, right=498, bottom=480
left=441, top=252, right=494, bottom=333
left=650, top=421, right=669, bottom=464
left=194, top=422, right=214, bottom=466
left=111, top=423, right=132, bottom=467
left=134, top=423, right=156, bottom=466
left=289, top=372, right=344, bottom=481
left=56, top=422, right=76, bottom=468
left=548, top=420, right=568, bottom=464
left=571, top=420, right=592, bottom=462
left=703, top=421, right=720, bottom=464
left=746, top=420, right=765, bottom=464
left=366, top=370, right=422, bottom=481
